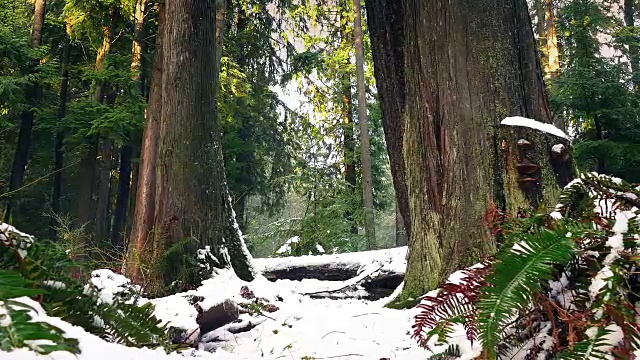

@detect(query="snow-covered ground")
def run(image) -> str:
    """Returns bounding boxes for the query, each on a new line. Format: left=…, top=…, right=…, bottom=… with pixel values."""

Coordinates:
left=2, top=247, right=472, bottom=360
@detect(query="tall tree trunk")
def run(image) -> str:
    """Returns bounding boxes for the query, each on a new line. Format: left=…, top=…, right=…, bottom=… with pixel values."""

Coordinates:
left=339, top=0, right=358, bottom=235
left=353, top=0, right=375, bottom=249
left=77, top=23, right=113, bottom=233
left=3, top=0, right=47, bottom=222
left=535, top=0, right=548, bottom=70
left=145, top=0, right=255, bottom=294
left=112, top=0, right=147, bottom=250
left=123, top=4, right=164, bottom=284
left=364, top=0, right=411, bottom=244
left=395, top=204, right=407, bottom=246
left=50, top=29, right=71, bottom=240
left=368, top=0, right=573, bottom=302
left=625, top=0, right=639, bottom=89
left=94, top=135, right=113, bottom=243
left=544, top=0, right=559, bottom=77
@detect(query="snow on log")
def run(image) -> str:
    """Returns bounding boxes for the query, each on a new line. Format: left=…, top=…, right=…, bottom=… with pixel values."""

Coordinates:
left=254, top=247, right=407, bottom=300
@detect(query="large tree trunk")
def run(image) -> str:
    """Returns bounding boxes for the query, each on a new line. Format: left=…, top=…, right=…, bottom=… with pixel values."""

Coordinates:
left=3, top=0, right=47, bottom=222
left=123, top=4, right=164, bottom=284
left=50, top=30, right=71, bottom=240
left=364, top=0, right=411, bottom=244
left=146, top=0, right=255, bottom=294
left=353, top=0, right=375, bottom=249
left=368, top=0, right=572, bottom=302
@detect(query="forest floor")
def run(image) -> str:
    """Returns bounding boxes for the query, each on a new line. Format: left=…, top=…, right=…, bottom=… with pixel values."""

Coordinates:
left=3, top=248, right=479, bottom=360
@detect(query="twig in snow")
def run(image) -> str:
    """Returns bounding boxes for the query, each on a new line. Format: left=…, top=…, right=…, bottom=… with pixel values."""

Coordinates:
left=314, top=354, right=364, bottom=359
left=351, top=312, right=380, bottom=318
left=321, top=330, right=346, bottom=339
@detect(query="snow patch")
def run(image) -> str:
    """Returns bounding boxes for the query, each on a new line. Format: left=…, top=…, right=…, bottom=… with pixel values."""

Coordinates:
left=501, top=116, right=568, bottom=139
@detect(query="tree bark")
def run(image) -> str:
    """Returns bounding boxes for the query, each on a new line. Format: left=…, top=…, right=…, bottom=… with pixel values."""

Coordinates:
left=146, top=0, right=255, bottom=294
left=544, top=0, right=559, bottom=78
left=124, top=4, right=164, bottom=284
left=368, top=0, right=571, bottom=302
left=364, top=0, right=411, bottom=244
left=3, top=0, right=47, bottom=222
left=50, top=30, right=71, bottom=240
left=353, top=0, right=375, bottom=249
left=94, top=135, right=113, bottom=243
left=395, top=204, right=407, bottom=246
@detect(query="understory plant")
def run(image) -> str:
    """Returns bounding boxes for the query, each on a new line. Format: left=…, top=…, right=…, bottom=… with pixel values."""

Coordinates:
left=413, top=172, right=640, bottom=359
left=0, top=222, right=170, bottom=355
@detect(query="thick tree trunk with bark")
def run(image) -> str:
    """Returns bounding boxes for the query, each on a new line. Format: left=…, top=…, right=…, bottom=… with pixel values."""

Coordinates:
left=124, top=4, right=164, bottom=284
left=368, top=0, right=573, bottom=302
left=353, top=0, right=375, bottom=249
left=145, top=0, right=255, bottom=294
left=3, top=0, right=47, bottom=222
left=50, top=30, right=71, bottom=240
left=364, top=0, right=410, bottom=243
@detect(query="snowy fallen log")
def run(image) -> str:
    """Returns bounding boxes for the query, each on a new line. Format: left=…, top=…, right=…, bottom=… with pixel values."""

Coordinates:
left=254, top=246, right=407, bottom=300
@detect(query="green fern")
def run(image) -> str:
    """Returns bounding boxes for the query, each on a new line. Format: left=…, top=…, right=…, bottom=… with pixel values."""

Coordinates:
left=478, top=229, right=577, bottom=357
left=557, top=327, right=614, bottom=360
left=0, top=222, right=171, bottom=354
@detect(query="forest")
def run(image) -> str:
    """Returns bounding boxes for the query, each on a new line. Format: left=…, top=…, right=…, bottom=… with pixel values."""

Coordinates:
left=1, top=0, right=640, bottom=359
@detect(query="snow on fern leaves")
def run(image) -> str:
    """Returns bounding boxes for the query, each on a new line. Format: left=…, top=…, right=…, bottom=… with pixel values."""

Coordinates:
left=412, top=263, right=492, bottom=350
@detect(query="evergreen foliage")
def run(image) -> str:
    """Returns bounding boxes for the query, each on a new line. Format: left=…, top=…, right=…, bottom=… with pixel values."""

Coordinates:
left=413, top=173, right=640, bottom=359
left=0, top=222, right=170, bottom=354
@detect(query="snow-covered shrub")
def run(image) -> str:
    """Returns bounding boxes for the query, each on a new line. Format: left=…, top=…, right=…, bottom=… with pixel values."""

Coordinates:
left=413, top=173, right=640, bottom=359
left=0, top=223, right=170, bottom=354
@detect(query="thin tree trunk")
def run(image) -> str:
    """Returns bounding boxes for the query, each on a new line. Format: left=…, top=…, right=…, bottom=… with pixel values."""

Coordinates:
left=149, top=0, right=255, bottom=294
left=353, top=0, right=375, bottom=249
left=339, top=0, right=358, bottom=235
left=395, top=204, right=407, bottom=246
left=50, top=30, right=71, bottom=240
left=544, top=0, right=559, bottom=77
left=3, top=0, right=47, bottom=222
left=111, top=145, right=132, bottom=251
left=364, top=0, right=410, bottom=244
left=123, top=4, right=165, bottom=284
left=369, top=0, right=572, bottom=302
left=625, top=0, right=639, bottom=89
left=77, top=23, right=112, bottom=232
left=112, top=0, right=146, bottom=250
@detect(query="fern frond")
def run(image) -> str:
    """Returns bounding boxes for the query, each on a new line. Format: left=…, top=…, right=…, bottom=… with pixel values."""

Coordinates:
left=478, top=229, right=577, bottom=357
left=557, top=327, right=615, bottom=360
left=413, top=263, right=492, bottom=349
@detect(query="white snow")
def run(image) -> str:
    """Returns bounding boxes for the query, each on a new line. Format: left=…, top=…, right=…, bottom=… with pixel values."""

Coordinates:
left=257, top=246, right=408, bottom=275
left=0, top=246, right=461, bottom=360
left=589, top=266, right=614, bottom=301
left=551, top=143, right=565, bottom=153
left=501, top=116, right=568, bottom=139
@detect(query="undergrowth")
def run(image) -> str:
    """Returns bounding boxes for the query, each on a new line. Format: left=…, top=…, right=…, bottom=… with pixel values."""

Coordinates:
left=0, top=222, right=170, bottom=355
left=413, top=173, right=640, bottom=359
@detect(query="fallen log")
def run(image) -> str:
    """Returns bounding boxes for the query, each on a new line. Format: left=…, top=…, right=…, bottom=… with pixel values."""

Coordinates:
left=254, top=246, right=407, bottom=300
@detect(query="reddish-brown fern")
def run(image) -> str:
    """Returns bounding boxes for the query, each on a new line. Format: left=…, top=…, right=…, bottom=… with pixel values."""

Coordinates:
left=412, top=262, right=493, bottom=349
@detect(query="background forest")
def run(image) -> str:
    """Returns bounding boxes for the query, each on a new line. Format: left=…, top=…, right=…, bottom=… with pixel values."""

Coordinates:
left=0, top=0, right=639, bottom=287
